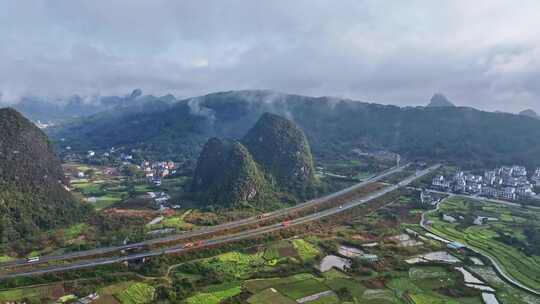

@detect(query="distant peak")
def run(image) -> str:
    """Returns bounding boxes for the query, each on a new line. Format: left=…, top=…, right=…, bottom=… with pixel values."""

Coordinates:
left=128, top=89, right=143, bottom=99
left=519, top=109, right=540, bottom=119
left=427, top=93, right=455, bottom=107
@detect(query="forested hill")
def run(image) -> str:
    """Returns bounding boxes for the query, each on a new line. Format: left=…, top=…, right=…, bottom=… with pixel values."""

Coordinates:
left=242, top=113, right=315, bottom=192
left=191, top=113, right=316, bottom=208
left=0, top=108, right=90, bottom=245
left=191, top=138, right=271, bottom=207
left=50, top=90, right=540, bottom=167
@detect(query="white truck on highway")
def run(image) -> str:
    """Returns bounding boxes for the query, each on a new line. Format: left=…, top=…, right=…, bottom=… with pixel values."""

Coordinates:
left=27, top=257, right=40, bottom=263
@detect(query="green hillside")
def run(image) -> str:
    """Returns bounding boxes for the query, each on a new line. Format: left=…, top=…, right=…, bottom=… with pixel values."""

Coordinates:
left=191, top=138, right=273, bottom=208
left=0, top=108, right=90, bottom=246
left=243, top=112, right=315, bottom=194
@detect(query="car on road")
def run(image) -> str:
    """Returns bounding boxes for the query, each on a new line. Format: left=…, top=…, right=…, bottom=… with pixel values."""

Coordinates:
left=27, top=257, right=40, bottom=263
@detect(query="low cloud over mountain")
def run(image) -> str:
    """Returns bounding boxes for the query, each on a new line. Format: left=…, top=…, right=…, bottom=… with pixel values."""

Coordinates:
left=2, top=1, right=540, bottom=113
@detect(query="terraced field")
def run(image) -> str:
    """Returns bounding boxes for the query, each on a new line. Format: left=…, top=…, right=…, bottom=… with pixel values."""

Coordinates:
left=115, top=283, right=155, bottom=304
left=426, top=197, right=540, bottom=292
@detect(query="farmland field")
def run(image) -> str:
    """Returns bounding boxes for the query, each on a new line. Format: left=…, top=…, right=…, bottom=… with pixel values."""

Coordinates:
left=247, top=288, right=296, bottom=304
left=0, top=284, right=64, bottom=302
left=183, top=250, right=273, bottom=280
left=115, top=282, right=155, bottom=304
left=186, top=282, right=242, bottom=304
left=292, top=239, right=320, bottom=261
left=275, top=278, right=329, bottom=299
left=426, top=197, right=540, bottom=291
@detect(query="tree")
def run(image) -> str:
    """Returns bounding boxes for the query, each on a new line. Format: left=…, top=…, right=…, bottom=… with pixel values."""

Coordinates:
left=84, top=169, right=96, bottom=179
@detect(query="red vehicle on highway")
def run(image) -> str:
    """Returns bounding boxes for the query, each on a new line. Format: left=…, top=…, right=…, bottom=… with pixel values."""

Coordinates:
left=282, top=220, right=292, bottom=228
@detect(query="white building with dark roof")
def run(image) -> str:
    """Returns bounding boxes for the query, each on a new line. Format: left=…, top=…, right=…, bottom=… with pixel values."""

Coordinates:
left=512, top=166, right=527, bottom=177
left=532, top=168, right=540, bottom=185
left=501, top=187, right=516, bottom=200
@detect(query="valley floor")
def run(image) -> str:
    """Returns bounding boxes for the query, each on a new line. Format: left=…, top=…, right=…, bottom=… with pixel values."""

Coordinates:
left=1, top=188, right=538, bottom=304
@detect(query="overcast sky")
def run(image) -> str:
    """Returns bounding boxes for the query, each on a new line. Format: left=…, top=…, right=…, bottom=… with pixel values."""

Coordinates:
left=2, top=0, right=540, bottom=112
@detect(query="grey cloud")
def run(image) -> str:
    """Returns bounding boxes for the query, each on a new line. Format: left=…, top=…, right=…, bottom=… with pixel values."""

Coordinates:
left=1, top=0, right=540, bottom=113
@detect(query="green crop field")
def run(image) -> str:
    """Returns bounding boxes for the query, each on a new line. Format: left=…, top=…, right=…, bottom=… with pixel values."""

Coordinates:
left=93, top=193, right=124, bottom=210
left=292, top=239, right=320, bottom=261
left=186, top=282, right=241, bottom=304
left=408, top=266, right=453, bottom=280
left=72, top=182, right=102, bottom=195
left=409, top=293, right=460, bottom=304
left=308, top=293, right=340, bottom=304
left=0, top=284, right=64, bottom=302
left=247, top=288, right=297, bottom=304
left=361, top=289, right=396, bottom=302
left=0, top=255, right=14, bottom=263
left=275, top=278, right=329, bottom=300
left=115, top=283, right=155, bottom=304
left=244, top=273, right=315, bottom=293
left=189, top=251, right=276, bottom=280
left=0, top=288, right=40, bottom=301
left=133, top=184, right=152, bottom=193
left=325, top=277, right=365, bottom=299
left=99, top=281, right=135, bottom=295
left=245, top=272, right=361, bottom=303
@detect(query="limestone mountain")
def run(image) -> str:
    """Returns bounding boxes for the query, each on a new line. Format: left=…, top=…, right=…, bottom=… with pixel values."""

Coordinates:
left=191, top=138, right=271, bottom=207
left=427, top=93, right=455, bottom=107
left=242, top=113, right=315, bottom=194
left=0, top=108, right=90, bottom=244
left=3, top=89, right=176, bottom=124
left=519, top=109, right=540, bottom=120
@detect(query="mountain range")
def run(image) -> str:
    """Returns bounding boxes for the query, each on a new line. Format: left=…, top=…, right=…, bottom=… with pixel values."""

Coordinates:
left=46, top=90, right=540, bottom=168
left=1, top=89, right=176, bottom=124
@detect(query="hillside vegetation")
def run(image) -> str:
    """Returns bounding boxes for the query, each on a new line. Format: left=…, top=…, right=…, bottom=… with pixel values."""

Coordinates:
left=0, top=108, right=90, bottom=247
left=243, top=113, right=315, bottom=194
left=191, top=138, right=272, bottom=208
left=192, top=113, right=316, bottom=207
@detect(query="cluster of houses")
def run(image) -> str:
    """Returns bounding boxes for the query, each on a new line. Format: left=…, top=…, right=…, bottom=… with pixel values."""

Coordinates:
left=420, top=191, right=442, bottom=206
left=141, top=160, right=176, bottom=186
left=432, top=165, right=539, bottom=201
left=85, top=148, right=130, bottom=161
left=148, top=191, right=180, bottom=210
left=441, top=212, right=499, bottom=227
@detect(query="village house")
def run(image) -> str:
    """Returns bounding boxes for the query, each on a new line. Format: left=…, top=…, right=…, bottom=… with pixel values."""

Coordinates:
left=533, top=168, right=540, bottom=185
left=484, top=170, right=497, bottom=185
left=501, top=187, right=516, bottom=200
left=517, top=186, right=536, bottom=197
left=432, top=175, right=451, bottom=190
left=511, top=165, right=527, bottom=177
